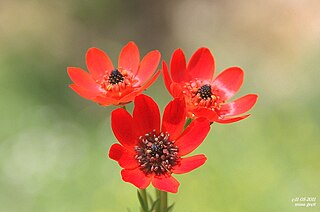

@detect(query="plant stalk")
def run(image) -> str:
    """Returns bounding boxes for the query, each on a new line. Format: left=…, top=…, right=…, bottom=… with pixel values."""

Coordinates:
left=141, top=189, right=148, bottom=211
left=159, top=190, right=167, bottom=212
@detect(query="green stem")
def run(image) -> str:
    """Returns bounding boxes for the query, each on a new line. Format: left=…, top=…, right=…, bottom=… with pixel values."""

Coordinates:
left=155, top=188, right=161, bottom=212
left=159, top=190, right=167, bottom=212
left=141, top=189, right=148, bottom=211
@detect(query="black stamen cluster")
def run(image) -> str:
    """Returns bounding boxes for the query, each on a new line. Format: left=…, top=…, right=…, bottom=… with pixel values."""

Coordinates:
left=135, top=130, right=179, bottom=176
left=108, top=69, right=124, bottom=84
left=197, top=84, right=212, bottom=99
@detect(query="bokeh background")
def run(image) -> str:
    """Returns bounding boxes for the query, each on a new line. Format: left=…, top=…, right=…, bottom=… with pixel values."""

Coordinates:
left=1, top=0, right=319, bottom=211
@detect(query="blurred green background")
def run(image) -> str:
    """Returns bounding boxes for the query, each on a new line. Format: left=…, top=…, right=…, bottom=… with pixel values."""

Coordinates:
left=0, top=0, right=319, bottom=211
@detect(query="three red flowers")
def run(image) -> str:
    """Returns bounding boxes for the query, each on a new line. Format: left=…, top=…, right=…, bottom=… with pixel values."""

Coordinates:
left=67, top=41, right=258, bottom=193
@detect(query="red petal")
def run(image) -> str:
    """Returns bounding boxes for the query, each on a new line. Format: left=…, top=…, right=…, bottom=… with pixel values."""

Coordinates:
left=121, top=168, right=152, bottom=189
left=172, top=154, right=207, bottom=174
left=136, top=50, right=161, bottom=83
left=118, top=91, right=140, bottom=104
left=118, top=71, right=160, bottom=104
left=152, top=175, right=180, bottom=193
left=219, top=94, right=258, bottom=116
left=94, top=96, right=118, bottom=106
left=133, top=94, right=160, bottom=135
left=118, top=41, right=140, bottom=75
left=67, top=67, right=98, bottom=89
left=170, top=49, right=188, bottom=82
left=139, top=70, right=160, bottom=91
left=109, top=143, right=138, bottom=169
left=175, top=118, right=210, bottom=156
left=162, top=61, right=174, bottom=96
left=69, top=84, right=99, bottom=100
left=192, top=108, right=219, bottom=122
left=187, top=48, right=215, bottom=80
left=86, top=47, right=114, bottom=81
left=162, top=98, right=186, bottom=140
left=216, top=114, right=250, bottom=124
left=111, top=108, right=138, bottom=148
left=170, top=82, right=184, bottom=98
left=212, top=67, right=244, bottom=101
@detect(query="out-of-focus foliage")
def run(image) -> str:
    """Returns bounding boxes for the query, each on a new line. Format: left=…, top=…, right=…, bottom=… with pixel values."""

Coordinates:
left=0, top=0, right=319, bottom=211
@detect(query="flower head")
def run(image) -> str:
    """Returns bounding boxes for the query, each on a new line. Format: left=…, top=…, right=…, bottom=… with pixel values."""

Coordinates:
left=109, top=94, right=210, bottom=193
left=162, top=48, right=258, bottom=123
left=67, top=42, right=161, bottom=106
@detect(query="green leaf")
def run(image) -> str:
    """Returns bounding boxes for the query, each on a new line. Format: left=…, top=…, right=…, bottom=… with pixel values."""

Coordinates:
left=150, top=198, right=160, bottom=212
left=137, top=190, right=148, bottom=212
left=167, top=203, right=175, bottom=212
left=147, top=193, right=154, bottom=205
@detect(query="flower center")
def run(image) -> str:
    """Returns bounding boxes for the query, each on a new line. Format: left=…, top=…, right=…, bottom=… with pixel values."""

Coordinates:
left=108, top=69, right=124, bottom=85
left=135, top=130, right=179, bottom=176
left=182, top=80, right=224, bottom=113
left=197, top=84, right=213, bottom=99
left=97, top=68, right=140, bottom=97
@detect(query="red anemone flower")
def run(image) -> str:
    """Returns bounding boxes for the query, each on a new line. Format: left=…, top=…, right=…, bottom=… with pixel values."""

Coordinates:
left=67, top=41, right=161, bottom=106
left=162, top=48, right=258, bottom=123
left=109, top=94, right=210, bottom=193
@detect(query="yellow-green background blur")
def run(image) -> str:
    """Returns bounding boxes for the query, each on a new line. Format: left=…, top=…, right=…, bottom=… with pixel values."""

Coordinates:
left=1, top=1, right=319, bottom=211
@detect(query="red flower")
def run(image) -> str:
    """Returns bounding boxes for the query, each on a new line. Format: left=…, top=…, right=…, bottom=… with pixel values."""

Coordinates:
left=162, top=48, right=258, bottom=123
left=109, top=94, right=210, bottom=193
left=67, top=42, right=161, bottom=106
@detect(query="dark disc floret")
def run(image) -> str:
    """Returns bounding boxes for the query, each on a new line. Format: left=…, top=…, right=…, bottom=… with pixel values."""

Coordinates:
left=197, top=84, right=213, bottom=99
left=135, top=130, right=180, bottom=176
left=108, top=69, right=124, bottom=84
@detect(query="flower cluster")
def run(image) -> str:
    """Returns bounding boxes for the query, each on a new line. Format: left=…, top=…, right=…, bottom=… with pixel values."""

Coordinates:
left=67, top=41, right=258, bottom=193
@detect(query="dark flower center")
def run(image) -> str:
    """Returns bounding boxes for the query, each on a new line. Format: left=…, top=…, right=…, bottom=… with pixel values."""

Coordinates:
left=197, top=84, right=212, bottom=99
left=135, top=130, right=179, bottom=176
left=108, top=69, right=124, bottom=85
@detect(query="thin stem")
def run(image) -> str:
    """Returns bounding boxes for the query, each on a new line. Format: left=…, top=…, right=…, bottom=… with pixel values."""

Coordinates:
left=159, top=190, right=168, bottom=212
left=141, top=189, right=148, bottom=211
left=155, top=188, right=161, bottom=212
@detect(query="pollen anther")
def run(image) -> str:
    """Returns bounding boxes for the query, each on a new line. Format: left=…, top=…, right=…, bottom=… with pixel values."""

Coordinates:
left=135, top=130, right=179, bottom=176
left=182, top=80, right=224, bottom=111
left=97, top=68, right=140, bottom=97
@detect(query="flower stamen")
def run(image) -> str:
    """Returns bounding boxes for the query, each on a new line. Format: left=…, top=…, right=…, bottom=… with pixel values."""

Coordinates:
left=197, top=84, right=212, bottom=99
left=135, top=130, right=179, bottom=176
left=183, top=80, right=224, bottom=111
left=97, top=68, right=140, bottom=97
left=108, top=69, right=124, bottom=84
